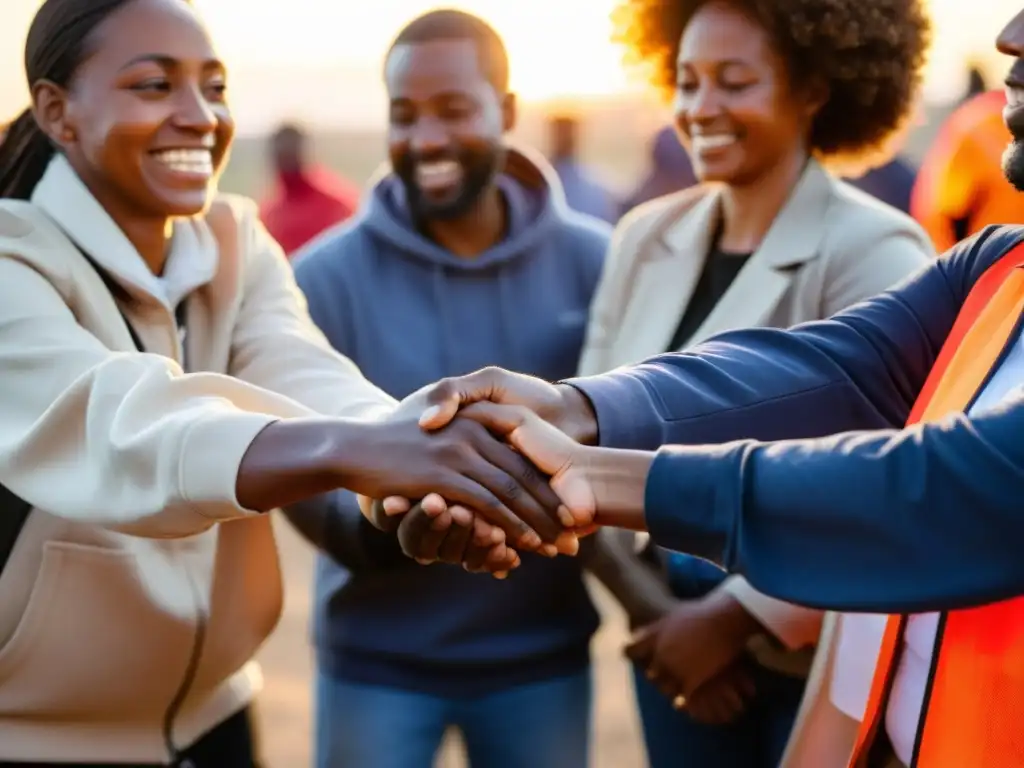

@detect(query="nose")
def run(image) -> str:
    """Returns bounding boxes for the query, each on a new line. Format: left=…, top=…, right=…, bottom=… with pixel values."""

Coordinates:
left=172, top=84, right=218, bottom=134
left=997, top=9, right=1024, bottom=58
left=676, top=83, right=723, bottom=125
left=409, top=116, right=451, bottom=156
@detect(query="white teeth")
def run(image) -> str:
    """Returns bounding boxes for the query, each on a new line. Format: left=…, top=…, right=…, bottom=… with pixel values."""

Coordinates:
left=415, top=160, right=462, bottom=188
left=1007, top=86, right=1024, bottom=109
left=153, top=149, right=214, bottom=176
left=691, top=134, right=738, bottom=152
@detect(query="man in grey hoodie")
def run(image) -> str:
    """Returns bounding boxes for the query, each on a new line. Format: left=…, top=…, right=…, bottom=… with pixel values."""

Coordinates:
left=286, top=10, right=611, bottom=768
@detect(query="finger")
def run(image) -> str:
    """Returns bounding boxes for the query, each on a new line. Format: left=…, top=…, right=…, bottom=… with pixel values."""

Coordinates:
left=624, top=623, right=659, bottom=662
left=397, top=505, right=449, bottom=563
left=471, top=515, right=505, bottom=546
left=447, top=503, right=476, bottom=528
left=420, top=493, right=447, bottom=517
left=554, top=529, right=580, bottom=556
left=383, top=496, right=412, bottom=516
left=433, top=472, right=541, bottom=551
left=469, top=428, right=564, bottom=549
left=437, top=515, right=474, bottom=564
left=370, top=499, right=402, bottom=533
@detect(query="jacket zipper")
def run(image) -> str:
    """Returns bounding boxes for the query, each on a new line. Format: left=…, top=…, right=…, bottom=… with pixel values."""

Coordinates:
left=162, top=566, right=207, bottom=767
left=162, top=299, right=204, bottom=768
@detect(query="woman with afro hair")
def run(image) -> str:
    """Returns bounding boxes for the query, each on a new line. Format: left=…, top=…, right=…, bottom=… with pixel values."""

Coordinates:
left=577, top=0, right=934, bottom=766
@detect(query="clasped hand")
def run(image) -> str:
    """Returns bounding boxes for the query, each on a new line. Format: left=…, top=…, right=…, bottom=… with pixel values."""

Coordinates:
left=357, top=370, right=598, bottom=575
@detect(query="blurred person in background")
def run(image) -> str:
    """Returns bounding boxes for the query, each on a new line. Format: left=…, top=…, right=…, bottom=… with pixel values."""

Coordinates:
left=576, top=0, right=933, bottom=765
left=546, top=111, right=618, bottom=222
left=258, top=123, right=359, bottom=257
left=0, top=0, right=564, bottom=764
left=619, top=124, right=697, bottom=214
left=910, top=76, right=1022, bottom=251
left=285, top=10, right=610, bottom=768
left=843, top=156, right=917, bottom=214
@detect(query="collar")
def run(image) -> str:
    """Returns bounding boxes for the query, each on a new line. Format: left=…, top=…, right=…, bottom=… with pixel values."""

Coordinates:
left=31, top=154, right=219, bottom=310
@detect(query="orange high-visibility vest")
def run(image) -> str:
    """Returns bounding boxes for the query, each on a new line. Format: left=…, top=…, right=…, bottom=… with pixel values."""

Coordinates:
left=849, top=242, right=1024, bottom=768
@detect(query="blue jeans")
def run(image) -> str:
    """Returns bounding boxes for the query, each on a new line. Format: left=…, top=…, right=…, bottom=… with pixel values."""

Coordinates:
left=633, top=552, right=806, bottom=768
left=315, top=670, right=592, bottom=768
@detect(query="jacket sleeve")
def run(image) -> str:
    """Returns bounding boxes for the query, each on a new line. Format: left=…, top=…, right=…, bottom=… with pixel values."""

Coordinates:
left=577, top=205, right=656, bottom=377
left=723, top=215, right=934, bottom=645
left=226, top=202, right=396, bottom=421
left=280, top=233, right=406, bottom=570
left=0, top=257, right=293, bottom=538
left=564, top=228, right=1014, bottom=452
left=644, top=391, right=1024, bottom=614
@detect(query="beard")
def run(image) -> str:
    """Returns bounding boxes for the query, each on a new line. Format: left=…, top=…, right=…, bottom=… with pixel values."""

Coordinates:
left=393, top=143, right=504, bottom=221
left=1002, top=139, right=1024, bottom=192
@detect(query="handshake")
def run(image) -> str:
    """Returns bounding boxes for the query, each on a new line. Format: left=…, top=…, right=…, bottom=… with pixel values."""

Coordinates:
left=350, top=367, right=647, bottom=577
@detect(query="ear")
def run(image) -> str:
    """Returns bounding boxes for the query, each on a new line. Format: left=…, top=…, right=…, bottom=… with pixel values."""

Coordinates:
left=501, top=91, right=517, bottom=133
left=30, top=79, right=76, bottom=151
left=802, top=79, right=829, bottom=121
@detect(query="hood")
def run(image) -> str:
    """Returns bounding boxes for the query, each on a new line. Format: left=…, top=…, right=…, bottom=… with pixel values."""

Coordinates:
left=357, top=144, right=573, bottom=271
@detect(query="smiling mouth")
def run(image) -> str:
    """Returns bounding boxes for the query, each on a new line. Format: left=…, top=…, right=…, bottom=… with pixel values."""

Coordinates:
left=151, top=149, right=214, bottom=178
left=691, top=134, right=738, bottom=154
left=414, top=159, right=463, bottom=193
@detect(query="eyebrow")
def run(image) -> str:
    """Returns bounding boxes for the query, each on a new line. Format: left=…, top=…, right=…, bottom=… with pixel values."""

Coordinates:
left=119, top=54, right=224, bottom=72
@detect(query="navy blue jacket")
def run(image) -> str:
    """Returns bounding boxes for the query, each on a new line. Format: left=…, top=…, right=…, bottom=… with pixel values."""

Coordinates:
left=568, top=225, right=1024, bottom=615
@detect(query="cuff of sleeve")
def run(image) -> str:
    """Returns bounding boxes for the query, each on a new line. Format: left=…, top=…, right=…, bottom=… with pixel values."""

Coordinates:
left=643, top=442, right=747, bottom=565
left=720, top=575, right=823, bottom=649
left=562, top=372, right=664, bottom=450
left=179, top=412, right=280, bottom=516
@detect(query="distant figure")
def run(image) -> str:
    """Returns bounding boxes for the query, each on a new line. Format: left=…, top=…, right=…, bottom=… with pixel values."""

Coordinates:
left=258, top=124, right=359, bottom=257
left=965, top=63, right=989, bottom=101
left=844, top=157, right=917, bottom=213
left=910, top=90, right=1021, bottom=251
left=619, top=125, right=697, bottom=216
left=546, top=113, right=618, bottom=222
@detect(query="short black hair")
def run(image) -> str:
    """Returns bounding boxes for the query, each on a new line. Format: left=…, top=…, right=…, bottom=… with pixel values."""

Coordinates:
left=272, top=123, right=306, bottom=143
left=386, top=9, right=510, bottom=92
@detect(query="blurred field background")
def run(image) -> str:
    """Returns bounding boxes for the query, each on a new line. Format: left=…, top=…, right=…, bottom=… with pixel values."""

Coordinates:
left=240, top=96, right=955, bottom=768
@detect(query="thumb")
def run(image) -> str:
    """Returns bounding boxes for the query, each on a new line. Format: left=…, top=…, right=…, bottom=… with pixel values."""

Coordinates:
left=624, top=621, right=661, bottom=662
left=419, top=401, right=458, bottom=432
left=419, top=369, right=502, bottom=431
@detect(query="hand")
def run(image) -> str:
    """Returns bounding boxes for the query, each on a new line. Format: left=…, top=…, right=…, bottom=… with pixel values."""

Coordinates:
left=393, top=494, right=520, bottom=578
left=683, top=662, right=757, bottom=725
left=369, top=494, right=581, bottom=564
left=344, top=411, right=564, bottom=552
left=456, top=403, right=598, bottom=527
left=413, top=367, right=599, bottom=444
left=373, top=368, right=598, bottom=534
left=624, top=591, right=761, bottom=699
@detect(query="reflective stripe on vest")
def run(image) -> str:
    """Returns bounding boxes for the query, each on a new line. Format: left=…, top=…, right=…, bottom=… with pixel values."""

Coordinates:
left=848, top=241, right=1024, bottom=768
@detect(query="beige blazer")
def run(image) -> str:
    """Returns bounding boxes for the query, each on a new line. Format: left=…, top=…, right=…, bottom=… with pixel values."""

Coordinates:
left=578, top=160, right=932, bottom=711
left=0, top=156, right=394, bottom=761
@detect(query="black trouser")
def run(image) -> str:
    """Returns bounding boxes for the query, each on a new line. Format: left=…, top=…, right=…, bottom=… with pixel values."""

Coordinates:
left=0, top=707, right=262, bottom=768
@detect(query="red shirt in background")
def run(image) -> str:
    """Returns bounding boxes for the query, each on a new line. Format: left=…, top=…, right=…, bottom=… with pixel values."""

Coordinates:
left=259, top=166, right=359, bottom=257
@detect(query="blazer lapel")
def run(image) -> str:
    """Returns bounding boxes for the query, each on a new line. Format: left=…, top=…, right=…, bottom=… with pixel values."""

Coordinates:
left=614, top=190, right=722, bottom=362
left=681, top=160, right=834, bottom=348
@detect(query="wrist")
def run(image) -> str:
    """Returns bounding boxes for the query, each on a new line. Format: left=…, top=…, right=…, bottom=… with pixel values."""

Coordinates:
left=584, top=447, right=655, bottom=530
left=553, top=384, right=598, bottom=445
left=705, top=589, right=763, bottom=643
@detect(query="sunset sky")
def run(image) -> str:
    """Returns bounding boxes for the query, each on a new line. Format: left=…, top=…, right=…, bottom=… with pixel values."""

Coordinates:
left=0, top=0, right=1019, bottom=134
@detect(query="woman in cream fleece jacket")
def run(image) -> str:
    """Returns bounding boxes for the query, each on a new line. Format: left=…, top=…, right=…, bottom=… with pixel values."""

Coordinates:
left=0, top=0, right=558, bottom=764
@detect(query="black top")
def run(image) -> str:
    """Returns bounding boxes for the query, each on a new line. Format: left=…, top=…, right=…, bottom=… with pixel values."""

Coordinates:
left=665, top=245, right=753, bottom=352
